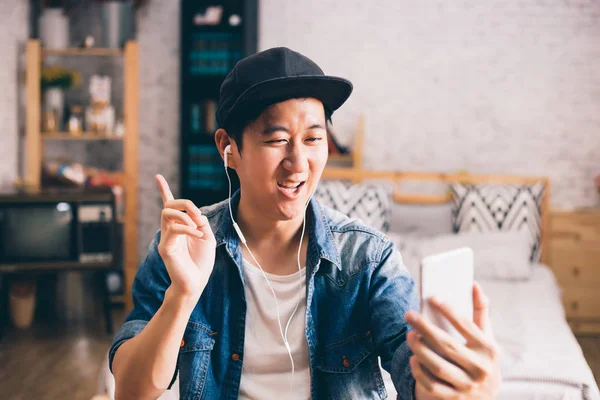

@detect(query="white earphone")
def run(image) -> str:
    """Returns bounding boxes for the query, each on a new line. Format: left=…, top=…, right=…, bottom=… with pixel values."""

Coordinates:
left=224, top=144, right=232, bottom=168
left=224, top=144, right=246, bottom=243
left=223, top=143, right=313, bottom=391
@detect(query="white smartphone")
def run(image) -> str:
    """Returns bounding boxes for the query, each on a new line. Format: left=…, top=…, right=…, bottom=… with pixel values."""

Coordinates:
left=419, top=247, right=474, bottom=345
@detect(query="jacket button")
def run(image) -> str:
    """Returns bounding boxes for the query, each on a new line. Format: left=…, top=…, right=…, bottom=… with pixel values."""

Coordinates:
left=231, top=353, right=240, bottom=361
left=342, top=357, right=350, bottom=368
left=180, top=339, right=185, bottom=347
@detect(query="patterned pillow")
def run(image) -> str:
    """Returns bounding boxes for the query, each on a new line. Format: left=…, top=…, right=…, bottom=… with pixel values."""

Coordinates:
left=450, top=182, right=545, bottom=262
left=314, top=181, right=392, bottom=232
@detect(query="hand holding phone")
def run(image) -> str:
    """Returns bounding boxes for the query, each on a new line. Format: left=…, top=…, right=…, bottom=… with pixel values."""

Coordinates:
left=407, top=248, right=502, bottom=399
left=419, top=247, right=474, bottom=345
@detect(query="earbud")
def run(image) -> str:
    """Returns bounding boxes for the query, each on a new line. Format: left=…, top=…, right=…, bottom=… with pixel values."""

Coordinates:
left=224, top=145, right=232, bottom=168
left=224, top=144, right=244, bottom=243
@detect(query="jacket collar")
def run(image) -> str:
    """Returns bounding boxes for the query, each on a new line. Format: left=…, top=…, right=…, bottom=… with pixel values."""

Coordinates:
left=214, top=190, right=342, bottom=277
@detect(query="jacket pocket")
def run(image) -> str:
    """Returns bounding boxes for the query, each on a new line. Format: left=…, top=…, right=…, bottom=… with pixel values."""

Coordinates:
left=178, top=321, right=216, bottom=400
left=316, top=330, right=386, bottom=399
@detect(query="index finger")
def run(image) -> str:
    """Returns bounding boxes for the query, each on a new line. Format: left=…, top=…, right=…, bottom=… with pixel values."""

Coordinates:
left=428, top=297, right=487, bottom=346
left=156, top=174, right=175, bottom=205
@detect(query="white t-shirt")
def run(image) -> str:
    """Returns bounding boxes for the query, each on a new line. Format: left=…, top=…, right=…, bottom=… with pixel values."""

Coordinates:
left=238, top=259, right=310, bottom=400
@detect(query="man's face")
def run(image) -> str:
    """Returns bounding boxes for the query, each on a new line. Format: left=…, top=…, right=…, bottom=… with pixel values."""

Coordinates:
left=235, top=97, right=328, bottom=221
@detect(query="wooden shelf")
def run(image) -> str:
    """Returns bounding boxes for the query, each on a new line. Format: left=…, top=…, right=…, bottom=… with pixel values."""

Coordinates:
left=42, top=48, right=123, bottom=57
left=109, top=294, right=125, bottom=304
left=0, top=261, right=114, bottom=273
left=328, top=154, right=353, bottom=162
left=42, top=132, right=124, bottom=141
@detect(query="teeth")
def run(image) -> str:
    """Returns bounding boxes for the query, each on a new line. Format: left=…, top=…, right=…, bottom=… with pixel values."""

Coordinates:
left=278, top=181, right=302, bottom=189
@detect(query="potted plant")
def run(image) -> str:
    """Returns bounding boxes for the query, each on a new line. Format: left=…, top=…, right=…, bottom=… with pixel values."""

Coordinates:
left=41, top=65, right=81, bottom=132
left=42, top=65, right=80, bottom=90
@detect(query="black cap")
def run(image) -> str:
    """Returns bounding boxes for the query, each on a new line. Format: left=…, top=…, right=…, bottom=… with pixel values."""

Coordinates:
left=216, top=47, right=353, bottom=128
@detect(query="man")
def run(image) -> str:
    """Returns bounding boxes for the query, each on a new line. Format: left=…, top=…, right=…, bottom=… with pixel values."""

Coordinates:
left=110, top=47, right=501, bottom=399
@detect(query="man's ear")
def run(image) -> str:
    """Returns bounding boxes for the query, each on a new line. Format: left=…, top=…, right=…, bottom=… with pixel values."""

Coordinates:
left=215, top=128, right=238, bottom=169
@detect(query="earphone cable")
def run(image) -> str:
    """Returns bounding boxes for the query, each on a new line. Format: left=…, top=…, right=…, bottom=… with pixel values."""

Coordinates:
left=225, top=151, right=314, bottom=393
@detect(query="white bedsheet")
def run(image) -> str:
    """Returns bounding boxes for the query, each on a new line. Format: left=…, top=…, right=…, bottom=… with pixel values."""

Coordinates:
left=382, top=264, right=600, bottom=399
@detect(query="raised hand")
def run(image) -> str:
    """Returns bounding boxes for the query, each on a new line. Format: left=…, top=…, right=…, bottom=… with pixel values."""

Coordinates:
left=406, top=282, right=501, bottom=400
left=155, top=174, right=216, bottom=301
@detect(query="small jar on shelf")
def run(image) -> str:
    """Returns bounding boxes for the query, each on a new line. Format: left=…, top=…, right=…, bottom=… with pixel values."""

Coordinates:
left=41, top=108, right=59, bottom=133
left=114, top=117, right=125, bottom=138
left=68, top=105, right=83, bottom=136
left=112, top=185, right=124, bottom=218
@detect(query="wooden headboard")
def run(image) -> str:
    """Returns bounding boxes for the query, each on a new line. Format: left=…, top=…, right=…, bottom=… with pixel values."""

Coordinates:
left=321, top=116, right=551, bottom=262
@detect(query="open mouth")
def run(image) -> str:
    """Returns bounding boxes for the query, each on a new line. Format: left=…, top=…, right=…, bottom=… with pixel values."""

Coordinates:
left=277, top=181, right=306, bottom=196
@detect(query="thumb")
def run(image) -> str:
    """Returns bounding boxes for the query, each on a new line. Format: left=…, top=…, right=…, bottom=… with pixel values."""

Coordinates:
left=473, top=281, right=492, bottom=335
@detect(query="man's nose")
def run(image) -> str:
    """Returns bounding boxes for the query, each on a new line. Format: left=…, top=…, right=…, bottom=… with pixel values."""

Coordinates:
left=282, top=145, right=309, bottom=172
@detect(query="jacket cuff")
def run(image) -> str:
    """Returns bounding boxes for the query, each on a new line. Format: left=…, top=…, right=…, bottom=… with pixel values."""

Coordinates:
left=108, top=319, right=179, bottom=390
left=391, top=340, right=417, bottom=400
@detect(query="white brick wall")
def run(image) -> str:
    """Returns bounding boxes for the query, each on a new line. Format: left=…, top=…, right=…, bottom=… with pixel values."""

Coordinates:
left=136, top=1, right=181, bottom=257
left=0, top=1, right=28, bottom=189
left=3, top=1, right=599, bottom=257
left=259, top=0, right=600, bottom=208
left=84, top=0, right=600, bottom=255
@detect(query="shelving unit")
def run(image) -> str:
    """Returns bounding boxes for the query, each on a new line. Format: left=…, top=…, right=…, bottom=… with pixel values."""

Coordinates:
left=323, top=114, right=364, bottom=181
left=42, top=133, right=124, bottom=141
left=24, top=39, right=139, bottom=311
left=42, top=48, right=124, bottom=57
left=180, top=0, right=257, bottom=207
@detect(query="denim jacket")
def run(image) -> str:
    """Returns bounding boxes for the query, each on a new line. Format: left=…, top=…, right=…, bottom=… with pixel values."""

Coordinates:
left=109, top=191, right=419, bottom=399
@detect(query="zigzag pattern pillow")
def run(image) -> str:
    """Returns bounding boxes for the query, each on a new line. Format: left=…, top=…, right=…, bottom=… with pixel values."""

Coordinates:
left=450, top=182, right=545, bottom=262
left=314, top=181, right=392, bottom=233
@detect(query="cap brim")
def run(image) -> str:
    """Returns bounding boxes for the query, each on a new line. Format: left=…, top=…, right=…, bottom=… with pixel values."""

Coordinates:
left=225, top=76, right=353, bottom=126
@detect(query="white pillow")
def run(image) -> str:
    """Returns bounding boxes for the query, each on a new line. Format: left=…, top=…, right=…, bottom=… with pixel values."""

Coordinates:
left=414, top=230, right=533, bottom=281
left=388, top=202, right=454, bottom=237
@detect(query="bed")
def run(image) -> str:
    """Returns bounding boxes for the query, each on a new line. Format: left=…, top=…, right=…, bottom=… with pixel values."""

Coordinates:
left=318, top=163, right=600, bottom=399
left=97, top=164, right=600, bottom=399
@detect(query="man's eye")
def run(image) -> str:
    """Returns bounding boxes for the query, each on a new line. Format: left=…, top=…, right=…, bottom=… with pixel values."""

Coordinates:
left=306, top=137, right=323, bottom=142
left=267, top=139, right=287, bottom=144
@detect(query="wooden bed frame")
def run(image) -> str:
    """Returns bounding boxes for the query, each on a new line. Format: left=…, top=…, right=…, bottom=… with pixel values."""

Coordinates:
left=321, top=116, right=552, bottom=263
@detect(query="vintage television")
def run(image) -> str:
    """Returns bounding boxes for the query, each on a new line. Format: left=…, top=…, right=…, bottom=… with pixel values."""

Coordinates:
left=0, top=189, right=117, bottom=268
